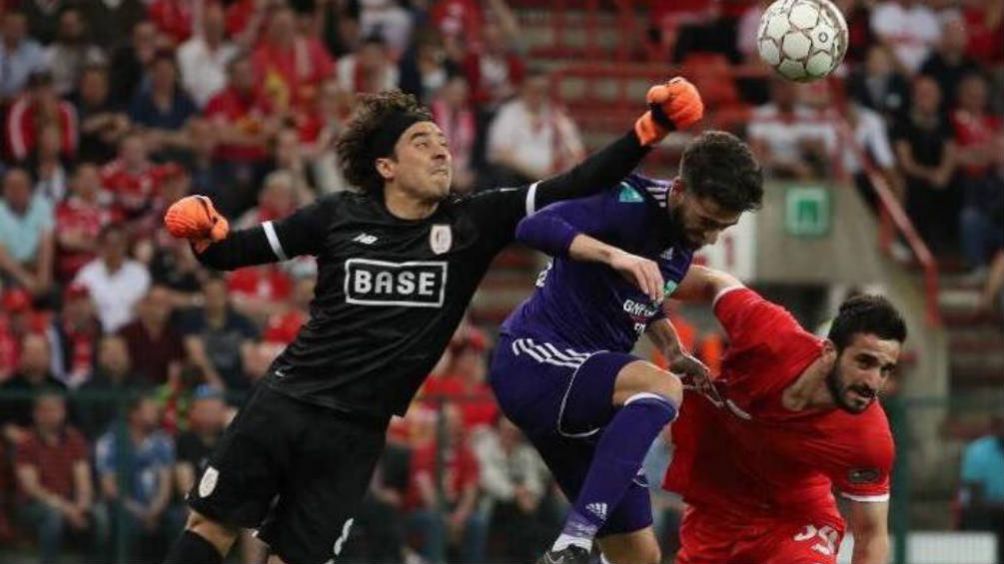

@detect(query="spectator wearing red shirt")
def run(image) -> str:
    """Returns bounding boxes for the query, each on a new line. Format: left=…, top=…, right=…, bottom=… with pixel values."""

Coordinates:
left=101, top=133, right=171, bottom=221
left=50, top=284, right=102, bottom=390
left=422, top=327, right=498, bottom=431
left=6, top=71, right=78, bottom=162
left=920, top=18, right=981, bottom=115
left=430, top=0, right=483, bottom=50
left=252, top=4, right=334, bottom=112
left=963, top=0, right=1004, bottom=65
left=0, top=288, right=49, bottom=382
left=148, top=0, right=193, bottom=46
left=430, top=75, right=478, bottom=193
left=405, top=404, right=486, bottom=563
left=117, top=285, right=186, bottom=388
left=55, top=164, right=113, bottom=284
left=15, top=392, right=107, bottom=563
left=952, top=73, right=1004, bottom=273
left=205, top=54, right=276, bottom=164
left=335, top=34, right=399, bottom=95
left=263, top=275, right=314, bottom=347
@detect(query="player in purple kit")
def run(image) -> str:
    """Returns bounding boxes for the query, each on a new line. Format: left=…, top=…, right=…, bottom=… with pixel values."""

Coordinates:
left=489, top=131, right=764, bottom=564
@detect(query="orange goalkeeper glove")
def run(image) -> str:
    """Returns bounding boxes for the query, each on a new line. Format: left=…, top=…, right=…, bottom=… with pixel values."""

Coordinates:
left=634, top=77, right=705, bottom=146
left=163, top=195, right=229, bottom=253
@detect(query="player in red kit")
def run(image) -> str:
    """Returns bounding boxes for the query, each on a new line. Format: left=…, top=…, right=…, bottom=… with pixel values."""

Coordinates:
left=665, top=266, right=906, bottom=564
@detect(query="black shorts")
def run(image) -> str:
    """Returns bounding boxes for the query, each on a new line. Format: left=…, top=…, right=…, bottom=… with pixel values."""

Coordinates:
left=187, top=383, right=388, bottom=564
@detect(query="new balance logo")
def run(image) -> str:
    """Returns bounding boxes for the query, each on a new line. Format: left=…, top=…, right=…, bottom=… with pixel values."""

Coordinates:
left=585, top=502, right=608, bottom=520
left=660, top=247, right=675, bottom=260
left=353, top=233, right=378, bottom=245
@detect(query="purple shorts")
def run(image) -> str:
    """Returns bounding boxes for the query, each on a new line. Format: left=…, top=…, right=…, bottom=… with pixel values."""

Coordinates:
left=489, top=335, right=653, bottom=536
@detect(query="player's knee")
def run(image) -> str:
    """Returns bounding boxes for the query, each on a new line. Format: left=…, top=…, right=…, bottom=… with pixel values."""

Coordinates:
left=186, top=510, right=239, bottom=548
left=615, top=361, right=682, bottom=407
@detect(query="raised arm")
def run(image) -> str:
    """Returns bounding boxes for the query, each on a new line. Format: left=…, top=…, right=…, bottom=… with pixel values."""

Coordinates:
left=164, top=195, right=336, bottom=271
left=531, top=77, right=703, bottom=210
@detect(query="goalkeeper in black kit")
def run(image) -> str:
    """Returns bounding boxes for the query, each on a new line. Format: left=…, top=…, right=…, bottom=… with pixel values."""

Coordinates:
left=162, top=82, right=704, bottom=564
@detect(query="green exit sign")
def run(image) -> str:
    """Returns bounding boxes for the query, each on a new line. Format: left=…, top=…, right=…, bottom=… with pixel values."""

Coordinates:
left=785, top=186, right=831, bottom=237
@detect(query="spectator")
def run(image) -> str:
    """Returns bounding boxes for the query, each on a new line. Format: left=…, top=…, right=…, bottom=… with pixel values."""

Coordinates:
left=423, top=328, right=497, bottom=431
left=148, top=0, right=194, bottom=46
left=462, top=18, right=526, bottom=110
left=177, top=2, right=237, bottom=108
left=406, top=405, right=486, bottom=563
left=472, top=416, right=549, bottom=563
left=952, top=73, right=1004, bottom=277
left=842, top=99, right=904, bottom=208
left=431, top=75, right=478, bottom=193
left=252, top=4, right=334, bottom=112
left=100, top=133, right=169, bottom=221
left=73, top=224, right=152, bottom=333
left=181, top=276, right=259, bottom=392
left=959, top=415, right=1004, bottom=564
left=0, top=10, right=46, bottom=103
left=76, top=335, right=137, bottom=440
left=118, top=285, right=185, bottom=388
left=44, top=7, right=107, bottom=97
left=870, top=0, right=942, bottom=74
left=849, top=45, right=912, bottom=124
left=149, top=235, right=207, bottom=308
left=204, top=54, right=276, bottom=169
left=181, top=118, right=238, bottom=213
left=50, top=283, right=102, bottom=389
left=429, top=0, right=483, bottom=51
left=128, top=50, right=198, bottom=147
left=0, top=167, right=55, bottom=298
left=109, top=20, right=160, bottom=108
left=29, top=124, right=71, bottom=204
left=81, top=0, right=146, bottom=51
left=336, top=33, right=400, bottom=95
left=892, top=76, right=959, bottom=255
left=262, top=275, right=314, bottom=353
left=358, top=0, right=414, bottom=56
left=748, top=78, right=835, bottom=180
left=6, top=71, right=79, bottom=163
left=298, top=79, right=355, bottom=194
left=0, top=288, right=49, bottom=381
left=487, top=69, right=584, bottom=185
left=0, top=334, right=65, bottom=445
left=22, top=0, right=70, bottom=45
left=15, top=392, right=107, bottom=564
left=95, top=394, right=180, bottom=561
left=236, top=170, right=301, bottom=229
left=398, top=28, right=454, bottom=104
left=269, top=126, right=318, bottom=198
left=920, top=17, right=980, bottom=115
left=54, top=163, right=113, bottom=284
left=73, top=64, right=131, bottom=163
left=960, top=0, right=1004, bottom=67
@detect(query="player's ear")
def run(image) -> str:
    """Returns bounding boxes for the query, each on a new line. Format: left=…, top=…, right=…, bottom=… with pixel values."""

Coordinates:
left=668, top=178, right=686, bottom=206
left=375, top=156, right=395, bottom=182
left=821, top=339, right=838, bottom=362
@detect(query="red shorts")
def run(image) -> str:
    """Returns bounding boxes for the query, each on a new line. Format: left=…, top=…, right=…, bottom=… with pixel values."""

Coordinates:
left=675, top=505, right=845, bottom=564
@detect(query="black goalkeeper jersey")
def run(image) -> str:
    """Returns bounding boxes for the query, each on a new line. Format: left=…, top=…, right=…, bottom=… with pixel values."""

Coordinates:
left=195, top=130, right=650, bottom=418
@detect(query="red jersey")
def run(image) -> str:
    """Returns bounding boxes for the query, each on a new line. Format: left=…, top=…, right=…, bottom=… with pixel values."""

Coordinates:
left=148, top=0, right=193, bottom=44
left=54, top=196, right=114, bottom=283
left=227, top=266, right=293, bottom=303
left=404, top=438, right=479, bottom=511
left=100, top=160, right=171, bottom=219
left=204, top=86, right=273, bottom=161
left=263, top=309, right=307, bottom=345
left=664, top=288, right=894, bottom=529
left=5, top=97, right=78, bottom=161
left=15, top=427, right=89, bottom=503
left=252, top=38, right=334, bottom=111
left=951, top=110, right=1002, bottom=177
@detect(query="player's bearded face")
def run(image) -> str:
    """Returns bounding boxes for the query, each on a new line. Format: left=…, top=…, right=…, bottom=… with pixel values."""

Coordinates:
left=826, top=334, right=901, bottom=414
left=389, top=122, right=454, bottom=202
left=670, top=192, right=741, bottom=251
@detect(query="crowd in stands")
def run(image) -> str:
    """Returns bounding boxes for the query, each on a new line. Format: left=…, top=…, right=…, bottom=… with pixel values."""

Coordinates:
left=0, top=0, right=1000, bottom=562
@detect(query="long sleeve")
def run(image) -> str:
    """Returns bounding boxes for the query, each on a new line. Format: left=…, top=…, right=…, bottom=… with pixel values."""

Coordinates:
left=196, top=195, right=336, bottom=271
left=515, top=191, right=612, bottom=257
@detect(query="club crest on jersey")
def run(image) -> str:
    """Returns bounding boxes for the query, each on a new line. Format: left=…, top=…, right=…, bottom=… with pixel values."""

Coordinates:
left=198, top=466, right=219, bottom=498
left=430, top=224, right=452, bottom=254
left=345, top=258, right=447, bottom=307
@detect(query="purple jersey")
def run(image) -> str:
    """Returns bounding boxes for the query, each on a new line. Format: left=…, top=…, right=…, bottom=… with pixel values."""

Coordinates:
left=501, top=174, right=694, bottom=352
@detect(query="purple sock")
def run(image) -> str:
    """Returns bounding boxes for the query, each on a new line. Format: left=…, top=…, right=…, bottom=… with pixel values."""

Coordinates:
left=561, top=394, right=677, bottom=542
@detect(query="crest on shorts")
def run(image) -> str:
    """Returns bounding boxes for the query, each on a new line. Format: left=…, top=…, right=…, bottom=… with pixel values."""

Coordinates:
left=199, top=466, right=219, bottom=498
left=430, top=224, right=452, bottom=255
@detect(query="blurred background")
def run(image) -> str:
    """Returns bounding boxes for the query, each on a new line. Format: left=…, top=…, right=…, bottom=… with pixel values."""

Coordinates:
left=0, top=0, right=1000, bottom=562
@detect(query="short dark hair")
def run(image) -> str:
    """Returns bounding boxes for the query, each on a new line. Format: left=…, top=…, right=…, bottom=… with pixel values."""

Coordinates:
left=679, top=131, right=763, bottom=213
left=336, top=90, right=433, bottom=196
left=827, top=294, right=907, bottom=351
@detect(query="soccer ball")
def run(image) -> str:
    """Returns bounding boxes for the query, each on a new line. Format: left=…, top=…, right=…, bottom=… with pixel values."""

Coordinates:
left=757, top=0, right=848, bottom=82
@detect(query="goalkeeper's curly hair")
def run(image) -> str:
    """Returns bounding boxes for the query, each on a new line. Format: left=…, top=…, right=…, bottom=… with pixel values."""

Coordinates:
left=336, top=90, right=434, bottom=196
